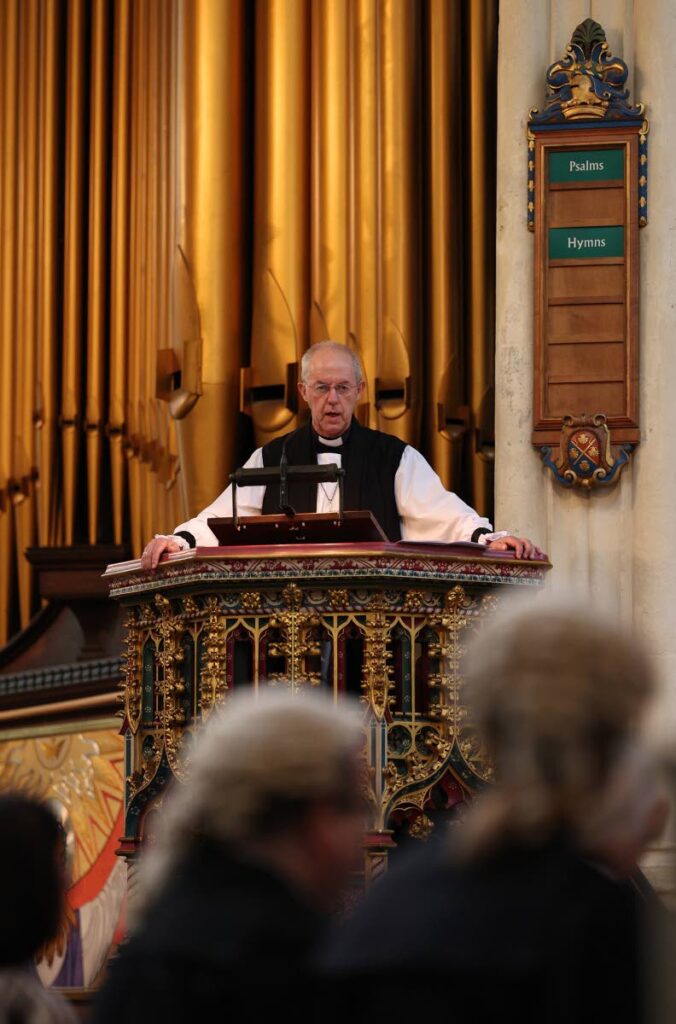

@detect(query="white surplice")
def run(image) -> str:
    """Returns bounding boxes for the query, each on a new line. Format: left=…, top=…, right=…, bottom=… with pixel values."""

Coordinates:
left=166, top=441, right=507, bottom=549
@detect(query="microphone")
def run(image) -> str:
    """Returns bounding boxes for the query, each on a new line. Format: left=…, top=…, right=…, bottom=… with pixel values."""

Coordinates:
left=279, top=434, right=296, bottom=517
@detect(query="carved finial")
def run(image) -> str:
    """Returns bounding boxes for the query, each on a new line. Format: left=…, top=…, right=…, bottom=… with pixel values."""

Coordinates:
left=529, top=19, right=644, bottom=124
left=570, top=18, right=607, bottom=58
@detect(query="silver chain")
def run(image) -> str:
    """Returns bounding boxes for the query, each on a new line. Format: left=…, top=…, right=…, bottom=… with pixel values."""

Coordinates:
left=319, top=482, right=339, bottom=505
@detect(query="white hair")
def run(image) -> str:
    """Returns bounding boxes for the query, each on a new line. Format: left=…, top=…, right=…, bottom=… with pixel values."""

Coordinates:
left=457, top=594, right=655, bottom=856
left=577, top=741, right=667, bottom=857
left=135, top=688, right=363, bottom=918
left=301, top=341, right=363, bottom=384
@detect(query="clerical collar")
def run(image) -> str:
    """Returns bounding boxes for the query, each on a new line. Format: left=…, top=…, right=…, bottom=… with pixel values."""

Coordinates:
left=312, top=425, right=351, bottom=449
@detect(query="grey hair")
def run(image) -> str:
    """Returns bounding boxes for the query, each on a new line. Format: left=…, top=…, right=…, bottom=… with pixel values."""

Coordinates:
left=457, top=595, right=655, bottom=857
left=134, top=688, right=363, bottom=920
left=301, top=341, right=363, bottom=384
left=576, top=741, right=666, bottom=858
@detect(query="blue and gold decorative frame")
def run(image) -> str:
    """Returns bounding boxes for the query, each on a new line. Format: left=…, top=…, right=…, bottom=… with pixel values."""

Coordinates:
left=528, top=122, right=647, bottom=231
left=527, top=18, right=648, bottom=232
left=527, top=18, right=647, bottom=489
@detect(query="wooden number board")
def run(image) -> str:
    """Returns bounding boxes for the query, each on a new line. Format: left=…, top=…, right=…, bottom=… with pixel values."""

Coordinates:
left=532, top=126, right=640, bottom=448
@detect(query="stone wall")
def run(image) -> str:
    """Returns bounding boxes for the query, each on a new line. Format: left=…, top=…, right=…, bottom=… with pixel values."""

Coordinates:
left=495, top=0, right=676, bottom=895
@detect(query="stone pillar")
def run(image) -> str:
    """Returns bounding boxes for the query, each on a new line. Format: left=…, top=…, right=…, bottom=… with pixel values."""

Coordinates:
left=495, top=0, right=676, bottom=885
left=631, top=0, right=676, bottom=893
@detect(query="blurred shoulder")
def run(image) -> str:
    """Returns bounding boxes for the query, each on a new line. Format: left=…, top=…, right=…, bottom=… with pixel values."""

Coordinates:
left=319, top=840, right=456, bottom=972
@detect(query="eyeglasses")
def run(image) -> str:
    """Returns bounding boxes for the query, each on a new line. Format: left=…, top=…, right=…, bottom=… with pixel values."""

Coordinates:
left=305, top=382, right=359, bottom=397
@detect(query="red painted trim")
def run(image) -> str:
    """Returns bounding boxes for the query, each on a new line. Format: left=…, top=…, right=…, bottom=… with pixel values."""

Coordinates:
left=68, top=808, right=124, bottom=910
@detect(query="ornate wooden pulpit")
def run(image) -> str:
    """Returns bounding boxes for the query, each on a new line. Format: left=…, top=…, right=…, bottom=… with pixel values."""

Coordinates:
left=105, top=538, right=550, bottom=880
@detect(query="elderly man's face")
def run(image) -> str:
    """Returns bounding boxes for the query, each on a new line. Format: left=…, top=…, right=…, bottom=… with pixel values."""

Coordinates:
left=298, top=348, right=364, bottom=437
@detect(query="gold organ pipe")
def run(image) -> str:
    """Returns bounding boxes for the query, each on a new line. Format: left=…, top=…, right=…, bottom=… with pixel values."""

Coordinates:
left=61, top=0, right=86, bottom=545
left=0, top=2, right=4, bottom=134
left=153, top=0, right=167, bottom=534
left=467, top=0, right=497, bottom=518
left=85, top=0, right=109, bottom=545
left=0, top=0, right=17, bottom=496
left=377, top=0, right=421, bottom=445
left=155, top=0, right=171, bottom=533
left=0, top=0, right=19, bottom=641
left=311, top=0, right=349, bottom=347
left=166, top=0, right=183, bottom=528
left=248, top=0, right=309, bottom=447
left=109, top=0, right=131, bottom=546
left=137, top=0, right=150, bottom=548
left=36, top=0, right=59, bottom=546
left=177, top=0, right=245, bottom=515
left=142, top=0, right=159, bottom=547
left=127, top=0, right=144, bottom=557
left=425, top=0, right=465, bottom=491
left=352, top=0, right=379, bottom=424
left=15, top=0, right=39, bottom=626
left=139, top=0, right=152, bottom=549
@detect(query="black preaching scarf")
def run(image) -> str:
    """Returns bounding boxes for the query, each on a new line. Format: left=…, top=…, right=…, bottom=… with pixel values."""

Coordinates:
left=260, top=419, right=406, bottom=541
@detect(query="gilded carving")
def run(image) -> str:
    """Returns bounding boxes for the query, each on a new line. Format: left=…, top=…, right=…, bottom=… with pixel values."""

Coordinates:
left=268, top=584, right=322, bottom=688
left=402, top=589, right=426, bottom=613
left=200, top=596, right=227, bottom=716
left=361, top=594, right=394, bottom=718
left=409, top=813, right=434, bottom=840
left=282, top=582, right=303, bottom=610
left=122, top=609, right=142, bottom=735
left=181, top=595, right=200, bottom=619
left=153, top=594, right=188, bottom=778
left=113, top=552, right=549, bottom=865
left=241, top=591, right=263, bottom=612
left=328, top=588, right=350, bottom=611
left=427, top=585, right=473, bottom=726
left=458, top=727, right=495, bottom=784
left=127, top=733, right=163, bottom=798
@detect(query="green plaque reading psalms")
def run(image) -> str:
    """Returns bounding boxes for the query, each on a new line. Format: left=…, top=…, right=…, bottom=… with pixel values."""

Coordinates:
left=549, top=148, right=624, bottom=183
left=549, top=225, right=624, bottom=260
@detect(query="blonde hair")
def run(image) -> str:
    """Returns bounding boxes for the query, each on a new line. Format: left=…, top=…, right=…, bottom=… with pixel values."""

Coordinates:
left=459, top=597, right=655, bottom=855
left=136, top=688, right=363, bottom=915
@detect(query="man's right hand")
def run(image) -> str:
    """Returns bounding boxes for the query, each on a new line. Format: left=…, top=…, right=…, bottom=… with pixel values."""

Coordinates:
left=141, top=536, right=182, bottom=570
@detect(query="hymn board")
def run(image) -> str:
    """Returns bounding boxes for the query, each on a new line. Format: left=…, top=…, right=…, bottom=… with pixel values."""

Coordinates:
left=527, top=18, right=647, bottom=489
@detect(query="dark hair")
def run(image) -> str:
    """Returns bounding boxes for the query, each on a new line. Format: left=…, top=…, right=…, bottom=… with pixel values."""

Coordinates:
left=0, top=794, right=64, bottom=966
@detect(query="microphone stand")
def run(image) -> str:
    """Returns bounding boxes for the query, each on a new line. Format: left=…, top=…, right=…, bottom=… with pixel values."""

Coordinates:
left=229, top=464, right=346, bottom=529
left=279, top=441, right=295, bottom=517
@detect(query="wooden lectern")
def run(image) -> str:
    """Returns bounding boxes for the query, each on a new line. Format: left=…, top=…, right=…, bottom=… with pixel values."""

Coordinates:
left=207, top=510, right=388, bottom=545
left=105, top=516, right=550, bottom=881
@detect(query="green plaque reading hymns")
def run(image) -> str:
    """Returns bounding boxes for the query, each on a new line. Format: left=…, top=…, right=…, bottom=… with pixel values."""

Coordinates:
left=549, top=225, right=624, bottom=260
left=549, top=148, right=624, bottom=183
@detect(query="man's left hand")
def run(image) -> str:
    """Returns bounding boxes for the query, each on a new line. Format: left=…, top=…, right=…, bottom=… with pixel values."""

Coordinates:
left=486, top=536, right=546, bottom=560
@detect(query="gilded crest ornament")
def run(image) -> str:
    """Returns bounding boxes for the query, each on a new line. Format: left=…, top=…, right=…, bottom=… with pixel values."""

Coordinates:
left=541, top=414, right=631, bottom=489
left=530, top=19, right=643, bottom=124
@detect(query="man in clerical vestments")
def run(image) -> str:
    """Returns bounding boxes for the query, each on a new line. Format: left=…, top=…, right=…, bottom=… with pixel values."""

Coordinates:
left=141, top=341, right=543, bottom=568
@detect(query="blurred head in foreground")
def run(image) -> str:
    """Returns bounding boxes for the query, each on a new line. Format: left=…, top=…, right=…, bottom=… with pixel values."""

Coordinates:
left=0, top=794, right=65, bottom=967
left=461, top=598, right=666, bottom=874
left=139, top=687, right=365, bottom=914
